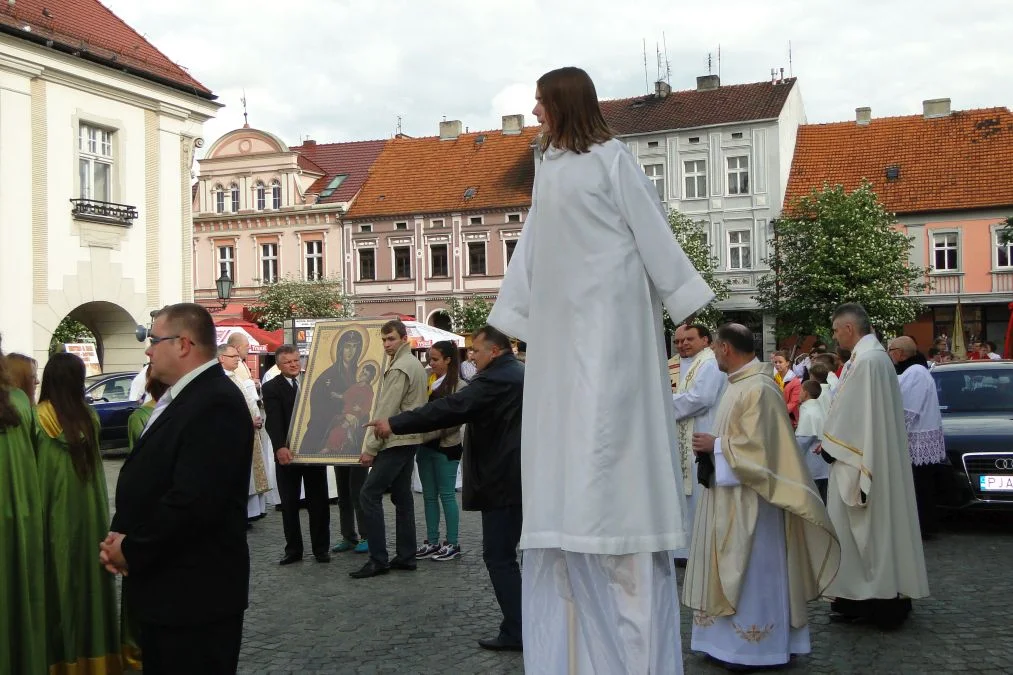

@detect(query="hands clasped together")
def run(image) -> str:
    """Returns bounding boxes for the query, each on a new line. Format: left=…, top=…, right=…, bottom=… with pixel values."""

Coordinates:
left=99, top=532, right=128, bottom=576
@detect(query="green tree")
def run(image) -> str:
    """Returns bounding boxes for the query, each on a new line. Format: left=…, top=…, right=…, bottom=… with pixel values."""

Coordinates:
left=252, top=276, right=355, bottom=330
left=49, top=317, right=96, bottom=353
left=998, top=215, right=1013, bottom=244
left=755, top=181, right=927, bottom=342
left=666, top=210, right=731, bottom=330
left=446, top=296, right=492, bottom=335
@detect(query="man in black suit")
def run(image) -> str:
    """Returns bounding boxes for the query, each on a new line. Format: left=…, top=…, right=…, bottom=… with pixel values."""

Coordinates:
left=262, top=344, right=332, bottom=564
left=100, top=303, right=254, bottom=675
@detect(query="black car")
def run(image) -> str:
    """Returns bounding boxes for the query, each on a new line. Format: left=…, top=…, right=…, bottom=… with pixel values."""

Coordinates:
left=85, top=371, right=140, bottom=450
left=932, top=360, right=1013, bottom=509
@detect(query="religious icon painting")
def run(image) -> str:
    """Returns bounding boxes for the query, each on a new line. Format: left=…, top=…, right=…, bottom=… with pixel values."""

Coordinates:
left=288, top=319, right=389, bottom=465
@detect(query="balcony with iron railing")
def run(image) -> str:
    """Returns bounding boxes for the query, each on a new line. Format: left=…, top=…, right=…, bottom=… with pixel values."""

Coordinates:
left=70, top=199, right=138, bottom=226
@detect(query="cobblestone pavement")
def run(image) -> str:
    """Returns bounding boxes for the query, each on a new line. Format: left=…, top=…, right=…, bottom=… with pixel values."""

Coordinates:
left=104, top=459, right=1013, bottom=674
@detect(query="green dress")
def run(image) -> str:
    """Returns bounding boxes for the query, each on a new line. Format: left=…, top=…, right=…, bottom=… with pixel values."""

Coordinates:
left=0, top=388, right=46, bottom=675
left=126, top=401, right=155, bottom=453
left=35, top=403, right=123, bottom=674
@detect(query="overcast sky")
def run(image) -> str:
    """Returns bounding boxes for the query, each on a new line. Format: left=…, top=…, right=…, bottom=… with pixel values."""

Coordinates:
left=105, top=0, right=1011, bottom=158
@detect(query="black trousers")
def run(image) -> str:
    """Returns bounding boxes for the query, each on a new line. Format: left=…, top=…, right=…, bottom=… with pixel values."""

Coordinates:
left=276, top=462, right=330, bottom=557
left=334, top=465, right=368, bottom=542
left=140, top=614, right=244, bottom=675
left=912, top=462, right=943, bottom=537
left=360, top=445, right=418, bottom=566
left=482, top=504, right=523, bottom=642
left=831, top=597, right=912, bottom=628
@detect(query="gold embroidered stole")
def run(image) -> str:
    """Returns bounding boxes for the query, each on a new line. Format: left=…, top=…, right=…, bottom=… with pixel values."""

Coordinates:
left=675, top=349, right=715, bottom=495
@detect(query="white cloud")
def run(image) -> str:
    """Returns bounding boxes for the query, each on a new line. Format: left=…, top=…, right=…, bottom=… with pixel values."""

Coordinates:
left=102, top=0, right=1013, bottom=159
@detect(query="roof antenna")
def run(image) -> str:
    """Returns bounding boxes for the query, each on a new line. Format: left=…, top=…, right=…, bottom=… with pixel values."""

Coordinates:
left=788, top=40, right=793, bottom=77
left=662, top=32, right=671, bottom=84
left=718, top=44, right=722, bottom=79
left=396, top=114, right=403, bottom=136
left=655, top=42, right=662, bottom=82
left=707, top=52, right=712, bottom=75
left=643, top=38, right=649, bottom=93
left=240, top=89, right=249, bottom=128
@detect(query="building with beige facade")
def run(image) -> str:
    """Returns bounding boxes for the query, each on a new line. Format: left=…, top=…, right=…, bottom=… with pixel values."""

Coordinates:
left=0, top=0, right=219, bottom=371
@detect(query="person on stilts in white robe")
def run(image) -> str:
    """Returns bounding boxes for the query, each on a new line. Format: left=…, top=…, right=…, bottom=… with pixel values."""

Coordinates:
left=488, top=66, right=715, bottom=674
left=820, top=304, right=929, bottom=628
left=671, top=323, right=726, bottom=564
left=684, top=324, right=840, bottom=670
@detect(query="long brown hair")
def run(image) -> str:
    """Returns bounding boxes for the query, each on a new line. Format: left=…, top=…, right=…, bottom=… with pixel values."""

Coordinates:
left=39, top=353, right=100, bottom=481
left=430, top=341, right=460, bottom=399
left=0, top=339, right=22, bottom=430
left=6, top=354, right=38, bottom=405
left=536, top=66, right=613, bottom=154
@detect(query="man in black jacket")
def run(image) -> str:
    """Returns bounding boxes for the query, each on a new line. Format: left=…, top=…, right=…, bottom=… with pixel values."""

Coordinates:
left=263, top=344, right=332, bottom=565
left=101, top=303, right=254, bottom=675
left=368, top=325, right=524, bottom=652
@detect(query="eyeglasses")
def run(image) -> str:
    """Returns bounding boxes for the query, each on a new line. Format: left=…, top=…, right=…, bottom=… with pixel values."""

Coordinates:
left=223, top=353, right=241, bottom=359
left=148, top=334, right=181, bottom=346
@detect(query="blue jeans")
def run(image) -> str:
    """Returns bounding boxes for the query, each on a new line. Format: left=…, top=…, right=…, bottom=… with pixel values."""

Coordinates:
left=416, top=445, right=460, bottom=545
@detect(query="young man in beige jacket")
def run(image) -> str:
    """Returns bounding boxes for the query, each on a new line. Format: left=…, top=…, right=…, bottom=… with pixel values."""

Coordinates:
left=350, top=320, right=429, bottom=579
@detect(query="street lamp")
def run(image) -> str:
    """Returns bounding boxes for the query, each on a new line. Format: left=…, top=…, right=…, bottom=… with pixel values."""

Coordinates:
left=215, top=271, right=233, bottom=309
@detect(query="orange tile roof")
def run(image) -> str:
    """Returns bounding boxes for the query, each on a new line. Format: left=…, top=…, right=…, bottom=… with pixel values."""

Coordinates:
left=600, top=79, right=796, bottom=135
left=345, top=127, right=539, bottom=220
left=292, top=139, right=388, bottom=204
left=0, top=0, right=213, bottom=98
left=784, top=107, right=1013, bottom=214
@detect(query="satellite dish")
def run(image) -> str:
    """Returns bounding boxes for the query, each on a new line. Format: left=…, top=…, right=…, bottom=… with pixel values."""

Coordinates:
left=135, top=324, right=149, bottom=343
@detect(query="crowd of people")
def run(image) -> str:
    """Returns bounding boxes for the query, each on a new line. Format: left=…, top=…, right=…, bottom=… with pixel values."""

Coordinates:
left=0, top=64, right=982, bottom=675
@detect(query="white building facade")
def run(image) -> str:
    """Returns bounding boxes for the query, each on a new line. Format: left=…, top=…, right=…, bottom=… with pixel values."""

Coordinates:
left=0, top=7, right=219, bottom=371
left=603, top=74, right=805, bottom=354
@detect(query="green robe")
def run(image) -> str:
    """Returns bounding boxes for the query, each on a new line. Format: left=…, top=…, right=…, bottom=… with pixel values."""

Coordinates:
left=0, top=387, right=46, bottom=675
left=35, top=404, right=123, bottom=674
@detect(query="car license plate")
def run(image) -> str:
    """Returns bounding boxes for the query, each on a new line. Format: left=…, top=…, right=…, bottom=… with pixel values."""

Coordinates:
left=979, top=475, right=1013, bottom=491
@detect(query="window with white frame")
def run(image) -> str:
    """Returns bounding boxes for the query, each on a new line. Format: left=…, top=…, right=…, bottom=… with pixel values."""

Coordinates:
left=360, top=224, right=372, bottom=233
left=431, top=219, right=445, bottom=229
left=217, top=245, right=235, bottom=280
left=430, top=244, right=449, bottom=277
left=997, top=231, right=1013, bottom=268
left=684, top=160, right=707, bottom=199
left=505, top=240, right=518, bottom=265
left=726, top=156, right=749, bottom=195
left=305, top=240, right=323, bottom=280
left=506, top=213, right=521, bottom=223
left=395, top=222, right=408, bottom=231
left=358, top=248, right=376, bottom=280
left=255, top=181, right=266, bottom=210
left=727, top=230, right=752, bottom=270
left=643, top=164, right=665, bottom=200
left=230, top=183, right=240, bottom=212
left=260, top=243, right=278, bottom=283
left=469, top=216, right=483, bottom=226
left=468, top=242, right=487, bottom=276
left=393, top=246, right=412, bottom=279
left=79, top=123, right=113, bottom=202
left=932, top=232, right=958, bottom=271
left=271, top=180, right=282, bottom=209
left=213, top=184, right=225, bottom=214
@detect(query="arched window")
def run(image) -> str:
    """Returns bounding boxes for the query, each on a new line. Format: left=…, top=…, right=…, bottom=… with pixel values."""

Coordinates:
left=255, top=181, right=266, bottom=210
left=271, top=179, right=282, bottom=209
left=229, top=183, right=240, bottom=212
left=213, top=184, right=225, bottom=214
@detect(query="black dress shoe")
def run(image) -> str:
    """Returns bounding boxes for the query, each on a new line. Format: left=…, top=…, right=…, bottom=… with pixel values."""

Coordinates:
left=279, top=554, right=303, bottom=566
left=314, top=553, right=331, bottom=563
left=389, top=556, right=417, bottom=571
left=349, top=561, right=389, bottom=579
left=478, top=635, right=523, bottom=652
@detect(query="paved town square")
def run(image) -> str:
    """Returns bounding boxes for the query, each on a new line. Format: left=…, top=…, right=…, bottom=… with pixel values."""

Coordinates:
left=101, top=459, right=1013, bottom=675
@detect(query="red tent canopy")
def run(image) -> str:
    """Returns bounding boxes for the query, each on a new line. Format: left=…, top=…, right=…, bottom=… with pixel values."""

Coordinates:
left=1004, top=302, right=1013, bottom=359
left=214, top=318, right=284, bottom=353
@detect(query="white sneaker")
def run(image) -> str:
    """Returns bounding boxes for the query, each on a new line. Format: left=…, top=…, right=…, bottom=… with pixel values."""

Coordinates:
left=432, top=543, right=462, bottom=561
left=416, top=541, right=441, bottom=558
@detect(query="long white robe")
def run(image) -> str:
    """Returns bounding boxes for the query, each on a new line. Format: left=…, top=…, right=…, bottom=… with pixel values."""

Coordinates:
left=226, top=369, right=279, bottom=517
left=796, top=399, right=828, bottom=482
left=822, top=334, right=929, bottom=602
left=488, top=138, right=712, bottom=673
left=897, top=364, right=946, bottom=466
left=671, top=351, right=726, bottom=560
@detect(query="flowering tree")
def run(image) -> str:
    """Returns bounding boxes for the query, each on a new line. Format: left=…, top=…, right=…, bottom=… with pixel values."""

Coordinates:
left=446, top=296, right=492, bottom=335
left=666, top=210, right=730, bottom=330
left=253, top=276, right=354, bottom=330
left=755, top=181, right=926, bottom=341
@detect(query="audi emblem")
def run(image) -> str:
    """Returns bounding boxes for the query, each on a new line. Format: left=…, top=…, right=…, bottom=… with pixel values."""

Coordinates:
left=995, top=458, right=1013, bottom=470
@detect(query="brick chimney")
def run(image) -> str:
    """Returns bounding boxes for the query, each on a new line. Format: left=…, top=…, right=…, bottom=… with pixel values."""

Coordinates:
left=856, top=107, right=872, bottom=126
left=302, top=138, right=316, bottom=146
left=696, top=75, right=720, bottom=91
left=502, top=114, right=524, bottom=135
left=439, top=120, right=463, bottom=140
left=655, top=80, right=671, bottom=98
left=923, top=98, right=951, bottom=119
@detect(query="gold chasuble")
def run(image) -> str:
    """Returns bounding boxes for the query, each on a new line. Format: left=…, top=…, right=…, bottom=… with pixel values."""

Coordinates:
left=683, top=361, right=840, bottom=629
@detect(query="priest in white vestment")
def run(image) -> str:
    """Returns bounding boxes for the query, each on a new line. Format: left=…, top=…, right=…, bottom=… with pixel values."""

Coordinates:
left=671, top=323, right=726, bottom=562
left=888, top=336, right=948, bottom=539
left=488, top=66, right=714, bottom=674
left=685, top=324, right=840, bottom=670
left=797, top=380, right=829, bottom=503
left=821, top=304, right=929, bottom=628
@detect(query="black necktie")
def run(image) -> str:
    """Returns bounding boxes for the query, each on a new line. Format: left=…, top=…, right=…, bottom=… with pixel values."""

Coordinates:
left=291, top=378, right=298, bottom=395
